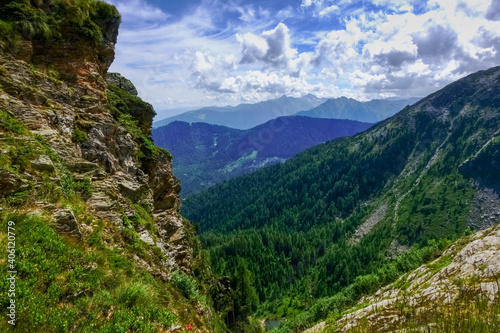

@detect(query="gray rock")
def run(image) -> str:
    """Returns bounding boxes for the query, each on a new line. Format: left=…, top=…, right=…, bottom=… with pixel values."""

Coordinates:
left=139, top=230, right=155, bottom=245
left=0, top=169, right=23, bottom=196
left=88, top=191, right=115, bottom=211
left=54, top=209, right=82, bottom=240
left=116, top=177, right=147, bottom=201
left=65, top=160, right=98, bottom=173
left=106, top=72, right=138, bottom=95
left=31, top=155, right=54, bottom=172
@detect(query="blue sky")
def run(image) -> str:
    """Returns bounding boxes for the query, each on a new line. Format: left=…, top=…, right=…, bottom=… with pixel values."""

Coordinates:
left=105, top=0, right=500, bottom=119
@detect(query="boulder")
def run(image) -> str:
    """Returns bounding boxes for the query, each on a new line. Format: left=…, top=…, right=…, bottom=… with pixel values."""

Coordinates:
left=31, top=155, right=55, bottom=172
left=0, top=169, right=24, bottom=196
left=53, top=209, right=82, bottom=240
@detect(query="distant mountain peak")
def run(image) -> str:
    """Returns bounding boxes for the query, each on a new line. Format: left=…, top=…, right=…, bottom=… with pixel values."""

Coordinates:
left=153, top=94, right=328, bottom=129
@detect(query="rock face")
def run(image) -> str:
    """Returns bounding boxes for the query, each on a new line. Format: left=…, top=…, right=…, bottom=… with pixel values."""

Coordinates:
left=0, top=4, right=192, bottom=272
left=53, top=209, right=83, bottom=240
left=330, top=222, right=500, bottom=332
left=106, top=72, right=138, bottom=96
left=0, top=169, right=25, bottom=195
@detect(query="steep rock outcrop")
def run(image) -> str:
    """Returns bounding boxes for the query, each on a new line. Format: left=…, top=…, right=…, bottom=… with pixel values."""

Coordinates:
left=0, top=1, right=191, bottom=273
left=330, top=221, right=500, bottom=332
left=0, top=2, right=224, bottom=332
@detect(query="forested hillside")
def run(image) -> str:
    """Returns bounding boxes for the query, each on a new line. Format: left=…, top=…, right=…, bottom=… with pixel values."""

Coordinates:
left=183, top=66, right=500, bottom=330
left=153, top=117, right=372, bottom=195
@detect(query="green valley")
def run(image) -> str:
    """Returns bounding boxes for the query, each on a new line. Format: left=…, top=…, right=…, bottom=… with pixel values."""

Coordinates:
left=152, top=117, right=373, bottom=195
left=1, top=0, right=500, bottom=332
left=184, top=66, right=500, bottom=331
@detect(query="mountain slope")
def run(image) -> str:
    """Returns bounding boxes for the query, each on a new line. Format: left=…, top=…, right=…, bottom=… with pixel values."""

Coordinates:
left=183, top=66, right=500, bottom=328
left=153, top=94, right=326, bottom=130
left=311, top=221, right=500, bottom=332
left=153, top=117, right=373, bottom=195
left=297, top=97, right=421, bottom=123
left=0, top=1, right=224, bottom=332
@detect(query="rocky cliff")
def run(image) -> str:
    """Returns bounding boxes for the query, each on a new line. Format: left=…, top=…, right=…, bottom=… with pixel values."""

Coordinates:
left=0, top=0, right=191, bottom=274
left=0, top=1, right=220, bottom=331
left=304, top=222, right=500, bottom=332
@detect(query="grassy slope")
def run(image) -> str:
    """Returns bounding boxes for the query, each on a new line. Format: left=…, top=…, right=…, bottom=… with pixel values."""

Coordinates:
left=0, top=0, right=224, bottom=329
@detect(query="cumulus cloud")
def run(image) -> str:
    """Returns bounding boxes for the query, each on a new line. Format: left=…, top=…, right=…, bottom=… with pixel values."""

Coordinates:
left=238, top=33, right=268, bottom=64
left=107, top=0, right=500, bottom=116
left=363, top=35, right=418, bottom=67
left=212, top=71, right=338, bottom=102
left=413, top=24, right=459, bottom=60
left=335, top=0, right=500, bottom=97
left=191, top=51, right=237, bottom=92
left=237, top=23, right=298, bottom=72
left=310, top=20, right=363, bottom=79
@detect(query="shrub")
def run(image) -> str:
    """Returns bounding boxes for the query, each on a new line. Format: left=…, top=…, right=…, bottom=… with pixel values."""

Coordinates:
left=73, top=177, right=92, bottom=198
left=71, top=128, right=88, bottom=143
left=0, top=109, right=27, bottom=134
left=170, top=271, right=206, bottom=304
left=7, top=188, right=32, bottom=206
left=77, top=18, right=102, bottom=46
left=117, top=282, right=150, bottom=308
left=140, top=136, right=158, bottom=161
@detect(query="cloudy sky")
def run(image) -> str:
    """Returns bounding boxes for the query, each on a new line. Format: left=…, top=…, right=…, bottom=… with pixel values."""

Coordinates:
left=105, top=0, right=500, bottom=119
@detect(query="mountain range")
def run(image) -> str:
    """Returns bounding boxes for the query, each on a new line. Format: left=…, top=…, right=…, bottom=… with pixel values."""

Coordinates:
left=152, top=117, right=373, bottom=195
left=153, top=94, right=326, bottom=130
left=183, top=66, right=500, bottom=330
left=2, top=1, right=500, bottom=332
left=297, top=96, right=421, bottom=122
left=154, top=95, right=420, bottom=131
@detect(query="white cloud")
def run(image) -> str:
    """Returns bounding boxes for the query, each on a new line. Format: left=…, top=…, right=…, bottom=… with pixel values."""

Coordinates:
left=191, top=51, right=237, bottom=92
left=106, top=0, right=500, bottom=117
left=237, top=23, right=298, bottom=71
left=370, top=0, right=413, bottom=12
left=106, top=0, right=170, bottom=23
left=214, top=71, right=338, bottom=102
left=238, top=33, right=269, bottom=64
left=319, top=5, right=339, bottom=17
left=328, top=0, right=500, bottom=98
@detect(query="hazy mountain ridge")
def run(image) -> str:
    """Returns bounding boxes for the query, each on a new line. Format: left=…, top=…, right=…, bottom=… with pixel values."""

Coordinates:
left=183, top=66, right=500, bottom=331
left=153, top=95, right=327, bottom=129
left=297, top=97, right=421, bottom=123
left=153, top=116, right=373, bottom=195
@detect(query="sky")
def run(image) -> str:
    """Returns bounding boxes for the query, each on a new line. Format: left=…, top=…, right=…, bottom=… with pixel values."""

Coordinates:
left=105, top=0, right=500, bottom=119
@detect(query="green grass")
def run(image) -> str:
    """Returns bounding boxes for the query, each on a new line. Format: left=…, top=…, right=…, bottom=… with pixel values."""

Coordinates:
left=0, top=109, right=27, bottom=135
left=0, top=214, right=176, bottom=332
left=170, top=270, right=207, bottom=305
left=71, top=128, right=88, bottom=143
left=427, top=254, right=453, bottom=273
left=0, top=0, right=121, bottom=52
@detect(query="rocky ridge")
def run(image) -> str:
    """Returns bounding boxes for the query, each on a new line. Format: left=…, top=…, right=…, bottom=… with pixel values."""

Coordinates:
left=0, top=4, right=193, bottom=273
left=306, top=221, right=500, bottom=332
left=0, top=1, right=224, bottom=331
